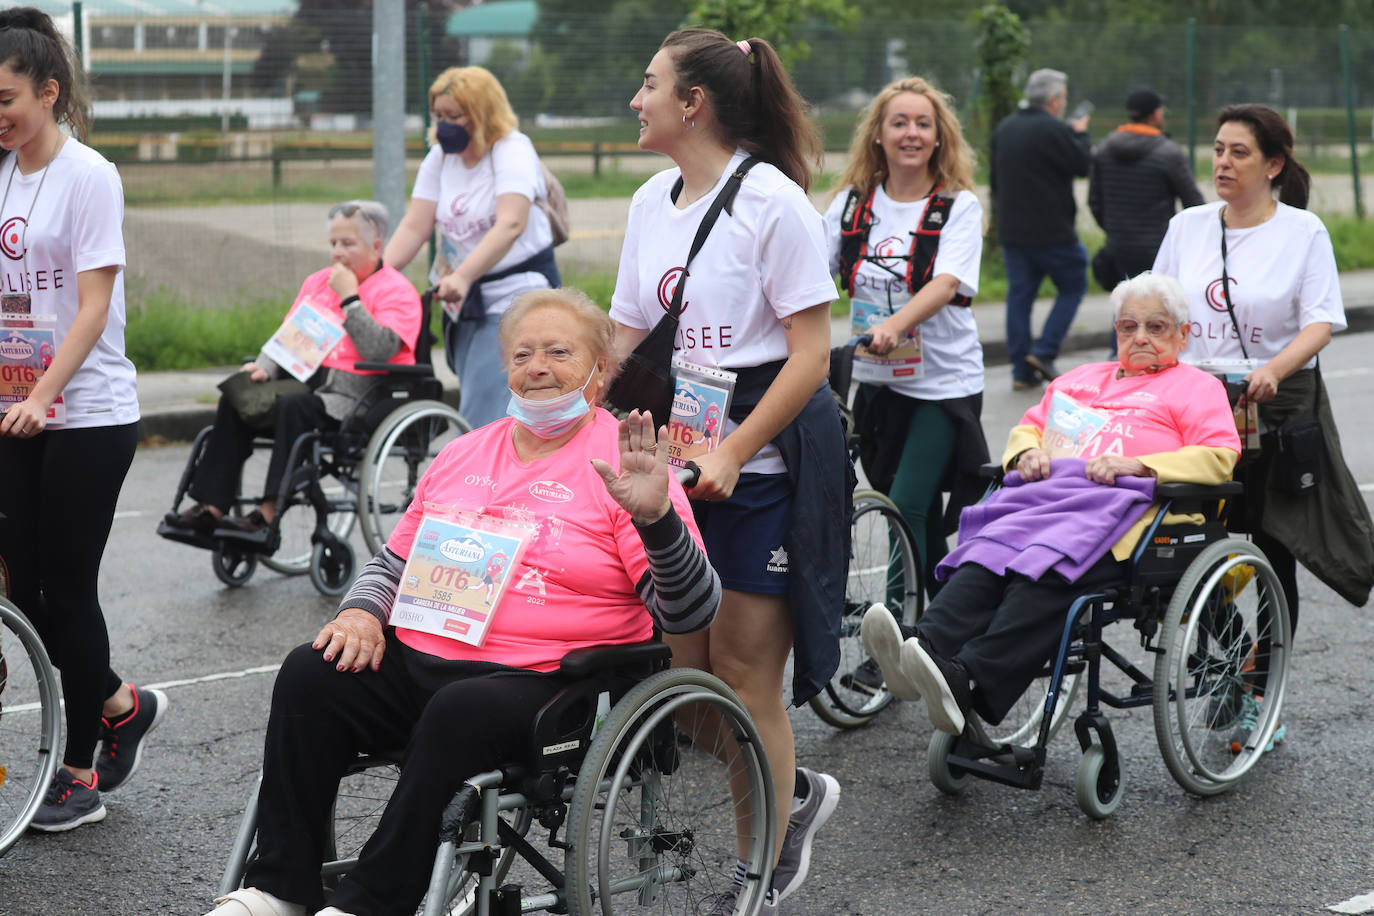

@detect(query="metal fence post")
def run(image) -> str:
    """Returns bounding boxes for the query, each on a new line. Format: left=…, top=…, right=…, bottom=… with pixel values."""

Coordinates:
left=72, top=1, right=84, bottom=68
left=373, top=0, right=407, bottom=229
left=1185, top=17, right=1196, bottom=174
left=1340, top=24, right=1364, bottom=220
left=418, top=4, right=435, bottom=267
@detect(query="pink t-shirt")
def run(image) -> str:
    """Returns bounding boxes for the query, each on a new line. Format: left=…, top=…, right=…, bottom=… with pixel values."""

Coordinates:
left=386, top=409, right=702, bottom=670
left=287, top=264, right=421, bottom=372
left=1019, top=361, right=1240, bottom=458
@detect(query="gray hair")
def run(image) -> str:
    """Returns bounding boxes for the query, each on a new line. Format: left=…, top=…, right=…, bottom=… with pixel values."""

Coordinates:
left=1110, top=271, right=1190, bottom=326
left=498, top=287, right=615, bottom=367
left=327, top=200, right=390, bottom=244
left=1025, top=69, right=1067, bottom=109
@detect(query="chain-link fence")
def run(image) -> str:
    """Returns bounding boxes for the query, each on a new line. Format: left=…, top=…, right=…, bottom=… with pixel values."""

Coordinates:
left=48, top=3, right=1374, bottom=310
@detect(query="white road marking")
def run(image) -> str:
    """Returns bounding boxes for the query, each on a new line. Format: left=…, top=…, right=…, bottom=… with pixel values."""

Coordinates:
left=2, top=663, right=281, bottom=715
left=113, top=510, right=146, bottom=520
left=1323, top=366, right=1372, bottom=379
left=1361, top=483, right=1374, bottom=493
left=1328, top=892, right=1374, bottom=914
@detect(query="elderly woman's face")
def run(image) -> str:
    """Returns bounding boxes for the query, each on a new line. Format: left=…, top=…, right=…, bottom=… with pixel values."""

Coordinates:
left=329, top=214, right=378, bottom=279
left=506, top=306, right=604, bottom=402
left=1115, top=296, right=1188, bottom=373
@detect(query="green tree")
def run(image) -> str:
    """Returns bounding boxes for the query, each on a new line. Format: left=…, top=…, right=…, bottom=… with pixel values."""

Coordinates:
left=971, top=3, right=1029, bottom=256
left=688, top=0, right=859, bottom=66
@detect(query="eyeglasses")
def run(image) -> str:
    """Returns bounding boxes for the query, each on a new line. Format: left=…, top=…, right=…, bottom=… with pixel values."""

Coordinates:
left=1114, top=318, right=1175, bottom=338
left=510, top=345, right=577, bottom=366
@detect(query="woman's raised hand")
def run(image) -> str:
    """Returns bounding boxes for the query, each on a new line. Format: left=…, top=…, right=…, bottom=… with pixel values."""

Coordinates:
left=591, top=409, right=672, bottom=525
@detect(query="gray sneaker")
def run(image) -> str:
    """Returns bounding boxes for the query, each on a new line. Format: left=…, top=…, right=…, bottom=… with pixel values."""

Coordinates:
left=771, top=768, right=840, bottom=903
left=96, top=685, right=168, bottom=792
left=29, top=768, right=106, bottom=832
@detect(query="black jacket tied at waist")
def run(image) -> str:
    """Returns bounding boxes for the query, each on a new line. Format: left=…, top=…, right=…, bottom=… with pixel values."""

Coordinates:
left=444, top=245, right=561, bottom=366
left=728, top=360, right=855, bottom=705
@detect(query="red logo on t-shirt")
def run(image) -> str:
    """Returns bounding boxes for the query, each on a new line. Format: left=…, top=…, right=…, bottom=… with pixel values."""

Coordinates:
left=0, top=216, right=27, bottom=260
left=657, top=267, right=689, bottom=314
left=1205, top=276, right=1237, bottom=313
left=450, top=193, right=469, bottom=217
left=872, top=235, right=906, bottom=269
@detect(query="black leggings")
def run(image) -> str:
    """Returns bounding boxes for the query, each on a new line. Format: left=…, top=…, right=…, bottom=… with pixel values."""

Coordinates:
left=0, top=422, right=138, bottom=769
left=248, top=633, right=574, bottom=916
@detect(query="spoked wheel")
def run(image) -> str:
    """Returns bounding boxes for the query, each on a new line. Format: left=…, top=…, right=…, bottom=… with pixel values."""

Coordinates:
left=263, top=501, right=356, bottom=576
left=565, top=669, right=775, bottom=915
left=926, top=730, right=971, bottom=797
left=1074, top=744, right=1124, bottom=820
left=1153, top=538, right=1290, bottom=796
left=310, top=540, right=356, bottom=598
left=358, top=401, right=470, bottom=556
left=971, top=665, right=1082, bottom=748
left=809, top=491, right=923, bottom=729
left=212, top=541, right=259, bottom=588
left=0, top=599, right=62, bottom=856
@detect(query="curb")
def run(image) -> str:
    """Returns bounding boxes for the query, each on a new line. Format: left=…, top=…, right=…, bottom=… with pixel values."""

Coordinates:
left=136, top=302, right=1374, bottom=445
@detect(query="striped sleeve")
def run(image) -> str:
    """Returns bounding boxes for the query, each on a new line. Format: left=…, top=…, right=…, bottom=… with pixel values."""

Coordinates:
left=338, top=547, right=405, bottom=626
left=632, top=508, right=721, bottom=634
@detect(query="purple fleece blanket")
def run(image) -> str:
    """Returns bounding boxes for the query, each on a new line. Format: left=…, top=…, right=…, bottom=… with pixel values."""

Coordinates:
left=935, top=458, right=1156, bottom=584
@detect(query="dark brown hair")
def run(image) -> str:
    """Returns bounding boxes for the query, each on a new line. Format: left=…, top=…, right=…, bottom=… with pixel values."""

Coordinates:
left=660, top=28, right=821, bottom=192
left=0, top=7, right=89, bottom=140
left=1216, top=104, right=1310, bottom=209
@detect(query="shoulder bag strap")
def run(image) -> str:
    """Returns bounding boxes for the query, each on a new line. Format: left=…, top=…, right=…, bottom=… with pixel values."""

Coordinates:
left=665, top=156, right=761, bottom=320
left=1218, top=207, right=1250, bottom=361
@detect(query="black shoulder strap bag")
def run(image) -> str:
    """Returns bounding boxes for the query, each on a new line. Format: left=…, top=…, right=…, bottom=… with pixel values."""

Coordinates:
left=604, top=157, right=760, bottom=430
left=1220, top=207, right=1322, bottom=494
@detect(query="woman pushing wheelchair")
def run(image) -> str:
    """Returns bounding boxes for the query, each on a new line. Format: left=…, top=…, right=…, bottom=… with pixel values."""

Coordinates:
left=204, top=288, right=720, bottom=916
left=862, top=273, right=1243, bottom=739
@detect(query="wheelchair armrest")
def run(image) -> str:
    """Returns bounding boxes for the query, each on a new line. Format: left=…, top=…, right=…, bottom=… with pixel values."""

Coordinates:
left=352, top=361, right=434, bottom=376
left=558, top=641, right=672, bottom=678
left=1155, top=481, right=1243, bottom=501
left=979, top=462, right=1005, bottom=480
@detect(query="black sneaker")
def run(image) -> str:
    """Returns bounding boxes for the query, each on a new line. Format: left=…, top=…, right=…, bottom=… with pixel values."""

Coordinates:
left=29, top=768, right=106, bottom=832
left=96, top=685, right=168, bottom=792
left=839, top=657, right=885, bottom=695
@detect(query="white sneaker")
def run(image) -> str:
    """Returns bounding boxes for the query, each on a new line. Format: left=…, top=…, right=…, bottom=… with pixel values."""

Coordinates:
left=859, top=604, right=921, bottom=701
left=205, top=888, right=307, bottom=916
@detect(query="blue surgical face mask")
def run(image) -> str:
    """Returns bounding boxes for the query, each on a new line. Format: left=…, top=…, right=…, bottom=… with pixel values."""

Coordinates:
left=506, top=366, right=597, bottom=439
left=436, top=120, right=471, bottom=154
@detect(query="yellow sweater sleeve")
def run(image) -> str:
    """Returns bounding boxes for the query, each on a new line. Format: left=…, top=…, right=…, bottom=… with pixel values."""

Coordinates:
left=1110, top=446, right=1240, bottom=561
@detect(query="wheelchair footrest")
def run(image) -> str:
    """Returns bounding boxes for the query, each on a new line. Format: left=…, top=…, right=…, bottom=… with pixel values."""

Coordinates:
left=155, top=521, right=279, bottom=556
left=947, top=735, right=1046, bottom=791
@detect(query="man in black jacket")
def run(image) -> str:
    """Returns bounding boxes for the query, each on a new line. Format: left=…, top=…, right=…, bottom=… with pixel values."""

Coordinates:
left=991, top=68, right=1092, bottom=389
left=1088, top=88, right=1204, bottom=294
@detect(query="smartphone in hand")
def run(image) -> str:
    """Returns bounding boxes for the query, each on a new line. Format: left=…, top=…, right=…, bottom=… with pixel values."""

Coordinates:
left=1070, top=100, right=1094, bottom=121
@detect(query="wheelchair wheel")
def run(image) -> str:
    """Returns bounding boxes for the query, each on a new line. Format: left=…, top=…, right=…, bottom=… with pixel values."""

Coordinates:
left=213, top=542, right=259, bottom=588
left=1074, top=744, right=1124, bottom=820
left=357, top=401, right=470, bottom=557
left=926, top=731, right=971, bottom=797
left=263, top=505, right=356, bottom=577
left=0, top=598, right=62, bottom=857
left=809, top=491, right=923, bottom=730
left=309, top=540, right=355, bottom=598
left=565, top=668, right=775, bottom=916
left=971, top=665, right=1082, bottom=748
left=1153, top=538, right=1290, bottom=796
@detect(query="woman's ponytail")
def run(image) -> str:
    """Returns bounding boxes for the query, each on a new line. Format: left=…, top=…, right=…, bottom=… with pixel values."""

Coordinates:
left=660, top=29, right=821, bottom=191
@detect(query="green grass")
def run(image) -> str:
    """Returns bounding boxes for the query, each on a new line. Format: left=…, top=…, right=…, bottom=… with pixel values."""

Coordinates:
left=125, top=295, right=286, bottom=371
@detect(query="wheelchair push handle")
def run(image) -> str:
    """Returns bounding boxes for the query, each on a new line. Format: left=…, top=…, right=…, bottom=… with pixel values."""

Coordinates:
left=676, top=461, right=702, bottom=489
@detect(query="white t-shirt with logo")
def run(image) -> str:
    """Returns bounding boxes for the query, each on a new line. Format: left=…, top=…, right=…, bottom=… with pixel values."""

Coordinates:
left=611, top=151, right=836, bottom=474
left=823, top=184, right=984, bottom=399
left=1152, top=200, right=1346, bottom=368
left=0, top=140, right=137, bottom=429
left=412, top=130, right=554, bottom=315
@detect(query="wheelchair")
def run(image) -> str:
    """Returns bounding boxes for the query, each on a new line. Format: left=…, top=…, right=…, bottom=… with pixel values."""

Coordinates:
left=924, top=476, right=1291, bottom=819
left=157, top=291, right=471, bottom=597
left=217, top=643, right=777, bottom=915
left=0, top=534, right=63, bottom=855
left=808, top=335, right=924, bottom=730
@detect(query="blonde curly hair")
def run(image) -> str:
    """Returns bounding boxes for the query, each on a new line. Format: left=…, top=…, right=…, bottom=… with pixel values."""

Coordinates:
left=835, top=77, right=975, bottom=201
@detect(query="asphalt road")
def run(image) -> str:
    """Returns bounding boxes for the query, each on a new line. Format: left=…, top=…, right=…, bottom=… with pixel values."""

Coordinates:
left=2, top=333, right=1372, bottom=915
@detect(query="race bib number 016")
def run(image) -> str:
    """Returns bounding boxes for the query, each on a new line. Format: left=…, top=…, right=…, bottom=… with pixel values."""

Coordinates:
left=0, top=315, right=64, bottom=424
left=260, top=299, right=347, bottom=383
left=392, top=506, right=534, bottom=647
left=850, top=298, right=923, bottom=382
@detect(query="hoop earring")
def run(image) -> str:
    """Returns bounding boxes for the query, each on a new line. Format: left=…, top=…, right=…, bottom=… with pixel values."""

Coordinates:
left=683, top=114, right=694, bottom=130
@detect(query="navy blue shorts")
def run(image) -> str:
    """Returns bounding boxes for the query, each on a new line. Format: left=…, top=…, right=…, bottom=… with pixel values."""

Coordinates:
left=691, top=472, right=793, bottom=595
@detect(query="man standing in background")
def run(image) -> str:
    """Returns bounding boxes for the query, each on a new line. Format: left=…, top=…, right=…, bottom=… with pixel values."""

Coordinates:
left=991, top=68, right=1092, bottom=390
left=1088, top=88, right=1204, bottom=294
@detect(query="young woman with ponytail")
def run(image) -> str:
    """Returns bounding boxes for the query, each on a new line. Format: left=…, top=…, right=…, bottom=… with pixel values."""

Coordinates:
left=0, top=7, right=167, bottom=832
left=1153, top=103, right=1374, bottom=752
left=610, top=27, right=848, bottom=910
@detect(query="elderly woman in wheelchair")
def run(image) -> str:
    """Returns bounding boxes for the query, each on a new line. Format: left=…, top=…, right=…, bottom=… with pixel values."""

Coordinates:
left=206, top=288, right=725, bottom=916
left=862, top=273, right=1288, bottom=813
left=162, top=200, right=423, bottom=543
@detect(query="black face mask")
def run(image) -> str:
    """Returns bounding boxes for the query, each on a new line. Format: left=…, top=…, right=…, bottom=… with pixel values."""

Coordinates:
left=436, top=121, right=471, bottom=154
